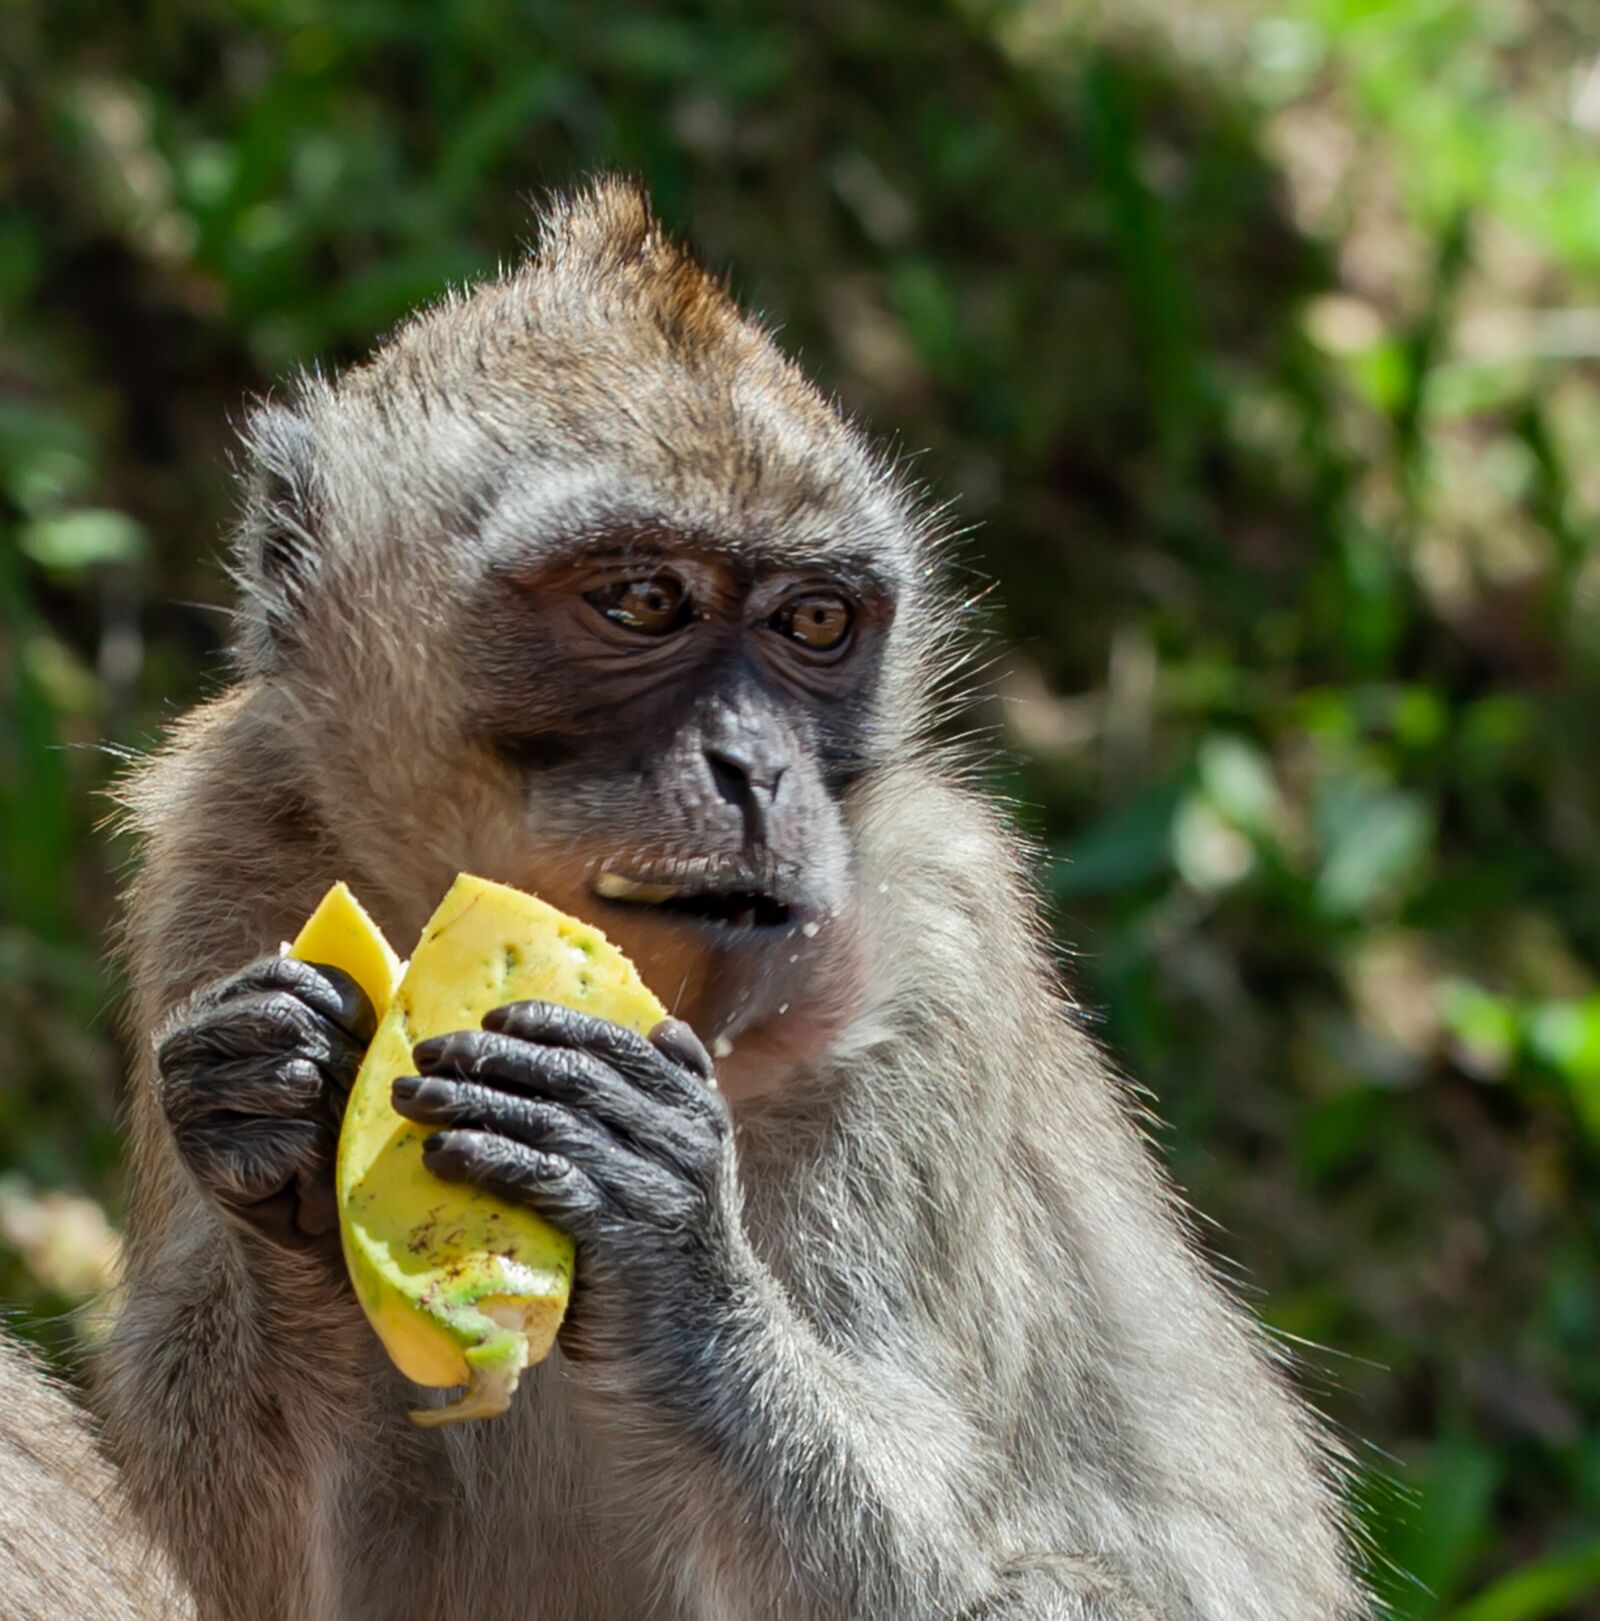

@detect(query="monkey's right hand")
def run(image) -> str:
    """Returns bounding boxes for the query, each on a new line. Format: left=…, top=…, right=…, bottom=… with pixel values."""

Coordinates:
left=157, top=956, right=375, bottom=1255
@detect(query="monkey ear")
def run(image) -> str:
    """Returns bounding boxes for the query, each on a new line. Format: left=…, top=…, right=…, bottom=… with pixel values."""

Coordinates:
left=231, top=402, right=323, bottom=674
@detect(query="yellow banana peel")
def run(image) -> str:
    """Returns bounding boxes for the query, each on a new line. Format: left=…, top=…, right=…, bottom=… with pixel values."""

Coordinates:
left=287, top=881, right=401, bottom=1022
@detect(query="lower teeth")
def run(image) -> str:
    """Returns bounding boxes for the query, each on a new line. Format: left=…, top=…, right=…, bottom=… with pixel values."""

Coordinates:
left=595, top=873, right=681, bottom=904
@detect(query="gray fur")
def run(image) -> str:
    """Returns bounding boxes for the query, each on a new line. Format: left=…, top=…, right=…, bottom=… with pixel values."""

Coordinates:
left=0, top=1332, right=193, bottom=1620
left=102, top=178, right=1365, bottom=1619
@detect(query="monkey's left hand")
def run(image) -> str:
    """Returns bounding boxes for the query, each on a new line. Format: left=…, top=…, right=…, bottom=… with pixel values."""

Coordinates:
left=390, top=1002, right=739, bottom=1351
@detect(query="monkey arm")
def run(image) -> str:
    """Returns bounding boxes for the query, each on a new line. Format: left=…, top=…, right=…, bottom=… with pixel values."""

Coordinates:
left=580, top=1248, right=1157, bottom=1621
left=99, top=958, right=392, bottom=1621
left=99, top=1206, right=384, bottom=1620
left=405, top=1006, right=1154, bottom=1620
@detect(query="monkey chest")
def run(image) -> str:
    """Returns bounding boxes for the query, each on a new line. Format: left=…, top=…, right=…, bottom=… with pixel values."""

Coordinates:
left=331, top=1360, right=685, bottom=1621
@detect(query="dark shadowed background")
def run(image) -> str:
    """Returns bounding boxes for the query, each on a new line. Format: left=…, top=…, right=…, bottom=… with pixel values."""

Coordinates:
left=3, top=2, right=1599, bottom=1615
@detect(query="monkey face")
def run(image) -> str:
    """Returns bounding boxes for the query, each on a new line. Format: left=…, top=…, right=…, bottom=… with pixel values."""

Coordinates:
left=460, top=539, right=894, bottom=1101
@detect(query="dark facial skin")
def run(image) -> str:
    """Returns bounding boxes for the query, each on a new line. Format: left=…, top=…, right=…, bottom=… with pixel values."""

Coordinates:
left=469, top=534, right=892, bottom=1101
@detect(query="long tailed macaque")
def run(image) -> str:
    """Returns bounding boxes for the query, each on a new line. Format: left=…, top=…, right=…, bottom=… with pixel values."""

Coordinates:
left=102, top=180, right=1365, bottom=1619
left=0, top=1331, right=192, bottom=1619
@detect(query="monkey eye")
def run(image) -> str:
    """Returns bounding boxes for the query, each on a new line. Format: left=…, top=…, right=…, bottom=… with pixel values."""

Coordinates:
left=771, top=592, right=853, bottom=654
left=585, top=575, right=693, bottom=636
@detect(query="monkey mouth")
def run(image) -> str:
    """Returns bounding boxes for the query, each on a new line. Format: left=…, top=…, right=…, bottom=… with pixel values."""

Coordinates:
left=593, top=869, right=795, bottom=930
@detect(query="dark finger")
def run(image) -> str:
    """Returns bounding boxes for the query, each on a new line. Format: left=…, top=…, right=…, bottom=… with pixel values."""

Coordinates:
left=392, top=1076, right=620, bottom=1162
left=162, top=1055, right=329, bottom=1127
left=159, top=989, right=368, bottom=1078
left=409, top=1029, right=710, bottom=1149
left=476, top=1002, right=717, bottom=1112
left=175, top=1114, right=333, bottom=1213
left=292, top=960, right=379, bottom=1043
left=194, top=956, right=377, bottom=1044
left=478, top=1001, right=661, bottom=1071
left=421, top=1132, right=607, bottom=1236
left=422, top=1123, right=689, bottom=1229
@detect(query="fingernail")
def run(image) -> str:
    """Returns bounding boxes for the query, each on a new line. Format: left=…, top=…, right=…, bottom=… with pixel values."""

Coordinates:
left=413, top=1036, right=448, bottom=1068
left=649, top=1018, right=715, bottom=1079
left=480, top=1006, right=507, bottom=1032
left=392, top=1075, right=420, bottom=1099
left=421, top=1131, right=463, bottom=1171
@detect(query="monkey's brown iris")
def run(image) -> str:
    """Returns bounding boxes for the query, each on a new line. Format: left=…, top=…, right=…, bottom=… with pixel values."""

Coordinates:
left=588, top=576, right=691, bottom=635
left=776, top=593, right=852, bottom=652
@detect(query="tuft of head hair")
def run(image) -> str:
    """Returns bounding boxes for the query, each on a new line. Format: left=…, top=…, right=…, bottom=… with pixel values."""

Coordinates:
left=530, top=176, right=741, bottom=353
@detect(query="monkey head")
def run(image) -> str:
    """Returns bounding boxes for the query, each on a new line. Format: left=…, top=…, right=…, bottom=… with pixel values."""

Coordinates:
left=230, top=182, right=953, bottom=1101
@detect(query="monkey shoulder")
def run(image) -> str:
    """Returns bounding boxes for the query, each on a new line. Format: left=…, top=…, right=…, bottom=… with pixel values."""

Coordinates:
left=0, top=1334, right=195, bottom=1621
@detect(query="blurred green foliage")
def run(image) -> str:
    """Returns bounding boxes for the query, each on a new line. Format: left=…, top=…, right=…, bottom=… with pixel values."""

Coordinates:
left=2, top=0, right=1599, bottom=1614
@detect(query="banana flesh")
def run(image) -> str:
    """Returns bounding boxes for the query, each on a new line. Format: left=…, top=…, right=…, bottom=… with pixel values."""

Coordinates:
left=289, top=874, right=665, bottom=1425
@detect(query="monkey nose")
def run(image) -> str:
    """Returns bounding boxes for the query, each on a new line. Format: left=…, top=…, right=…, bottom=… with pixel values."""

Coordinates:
left=704, top=747, right=785, bottom=841
left=706, top=748, right=784, bottom=800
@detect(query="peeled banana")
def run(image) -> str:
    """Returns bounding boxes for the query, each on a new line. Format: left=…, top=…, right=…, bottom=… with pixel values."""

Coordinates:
left=288, top=874, right=665, bottom=1425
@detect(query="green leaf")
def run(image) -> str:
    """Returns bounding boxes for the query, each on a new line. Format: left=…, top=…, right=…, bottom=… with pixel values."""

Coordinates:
left=18, top=509, right=146, bottom=572
left=0, top=539, right=73, bottom=941
left=0, top=403, right=96, bottom=515
left=1440, top=981, right=1520, bottom=1080
left=1388, top=1437, right=1499, bottom=1614
left=1526, top=998, right=1600, bottom=1137
left=1171, top=795, right=1254, bottom=892
left=1527, top=999, right=1600, bottom=1082
left=1314, top=781, right=1433, bottom=917
left=1447, top=1538, right=1600, bottom=1621
left=1196, top=733, right=1280, bottom=833
left=1050, top=782, right=1181, bottom=901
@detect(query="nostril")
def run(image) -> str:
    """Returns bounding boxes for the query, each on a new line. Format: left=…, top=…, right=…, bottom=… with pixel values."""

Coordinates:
left=705, top=750, right=750, bottom=809
left=706, top=750, right=785, bottom=809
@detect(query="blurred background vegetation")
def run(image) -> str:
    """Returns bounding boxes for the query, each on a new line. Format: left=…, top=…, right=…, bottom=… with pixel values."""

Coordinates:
left=2, top=0, right=1598, bottom=1613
